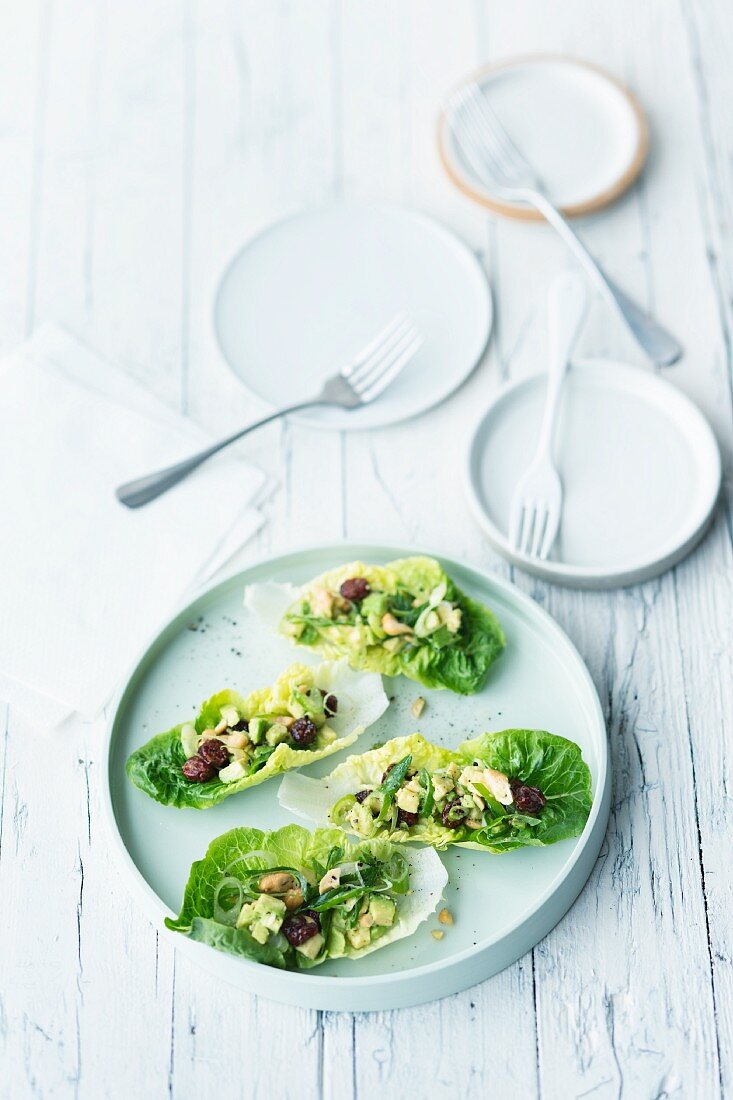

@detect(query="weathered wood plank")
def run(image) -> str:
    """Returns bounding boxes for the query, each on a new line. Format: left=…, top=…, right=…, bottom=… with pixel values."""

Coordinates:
left=177, top=4, right=342, bottom=1095
left=1, top=0, right=732, bottom=1097
left=330, top=4, right=540, bottom=1096
left=0, top=0, right=43, bottom=348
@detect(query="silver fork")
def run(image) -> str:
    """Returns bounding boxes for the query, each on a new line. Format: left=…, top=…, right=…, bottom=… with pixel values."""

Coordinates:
left=116, top=314, right=422, bottom=508
left=447, top=82, right=682, bottom=367
left=509, top=271, right=588, bottom=559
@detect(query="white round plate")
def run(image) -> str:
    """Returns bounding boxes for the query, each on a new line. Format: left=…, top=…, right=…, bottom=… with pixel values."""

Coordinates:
left=103, top=544, right=609, bottom=1012
left=213, top=204, right=492, bottom=429
left=466, top=361, right=721, bottom=588
left=439, top=55, right=648, bottom=220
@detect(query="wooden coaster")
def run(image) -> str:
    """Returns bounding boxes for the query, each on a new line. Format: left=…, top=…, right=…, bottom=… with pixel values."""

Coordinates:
left=438, top=54, right=648, bottom=221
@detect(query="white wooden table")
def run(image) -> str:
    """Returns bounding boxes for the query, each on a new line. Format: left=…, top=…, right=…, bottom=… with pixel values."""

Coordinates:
left=2, top=2, right=732, bottom=1096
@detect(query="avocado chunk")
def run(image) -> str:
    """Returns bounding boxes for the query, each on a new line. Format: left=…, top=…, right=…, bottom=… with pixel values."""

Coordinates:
left=218, top=758, right=247, bottom=784
left=346, top=924, right=372, bottom=950
left=236, top=893, right=286, bottom=944
left=295, top=932, right=325, bottom=960
left=327, top=927, right=346, bottom=956
left=347, top=801, right=375, bottom=837
left=266, top=722, right=291, bottom=747
left=367, top=611, right=387, bottom=638
left=289, top=686, right=326, bottom=727
left=248, top=716, right=267, bottom=744
left=361, top=591, right=389, bottom=617
left=219, top=704, right=240, bottom=727
left=369, top=896, right=396, bottom=927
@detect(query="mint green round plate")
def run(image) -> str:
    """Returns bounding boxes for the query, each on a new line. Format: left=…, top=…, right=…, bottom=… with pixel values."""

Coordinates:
left=102, top=544, right=609, bottom=1011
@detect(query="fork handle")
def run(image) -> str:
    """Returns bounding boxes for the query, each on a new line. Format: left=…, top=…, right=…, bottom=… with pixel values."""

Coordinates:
left=537, top=272, right=588, bottom=456
left=528, top=191, right=682, bottom=366
left=116, top=399, right=322, bottom=508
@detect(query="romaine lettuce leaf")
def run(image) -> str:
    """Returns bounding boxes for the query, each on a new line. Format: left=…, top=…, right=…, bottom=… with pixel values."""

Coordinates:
left=457, top=729, right=593, bottom=851
left=126, top=659, right=388, bottom=809
left=182, top=918, right=290, bottom=967
left=278, top=730, right=593, bottom=853
left=279, top=734, right=460, bottom=848
left=243, top=556, right=505, bottom=696
left=165, top=824, right=338, bottom=931
left=165, top=823, right=447, bottom=968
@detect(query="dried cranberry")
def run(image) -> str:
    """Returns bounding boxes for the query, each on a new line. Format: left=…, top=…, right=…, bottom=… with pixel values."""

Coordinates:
left=232, top=718, right=249, bottom=732
left=355, top=789, right=371, bottom=803
left=441, top=798, right=468, bottom=828
left=281, top=909, right=321, bottom=947
left=198, top=738, right=229, bottom=769
left=510, top=780, right=546, bottom=816
left=340, top=577, right=371, bottom=601
left=397, top=808, right=419, bottom=828
left=182, top=755, right=216, bottom=782
left=291, top=716, right=318, bottom=747
left=324, top=693, right=338, bottom=716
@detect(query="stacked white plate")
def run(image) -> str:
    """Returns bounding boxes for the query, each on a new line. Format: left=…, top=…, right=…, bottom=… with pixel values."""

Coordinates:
left=466, top=360, right=721, bottom=587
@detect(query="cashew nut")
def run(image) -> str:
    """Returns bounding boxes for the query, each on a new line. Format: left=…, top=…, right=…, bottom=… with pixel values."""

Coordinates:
left=319, top=867, right=341, bottom=894
left=309, top=585, right=334, bottom=618
left=283, top=888, right=305, bottom=910
left=224, top=731, right=249, bottom=750
left=259, top=872, right=297, bottom=894
left=381, top=613, right=413, bottom=637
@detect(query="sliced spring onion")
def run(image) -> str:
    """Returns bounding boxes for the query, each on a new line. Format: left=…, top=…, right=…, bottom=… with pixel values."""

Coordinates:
left=224, top=850, right=278, bottom=875
left=331, top=794, right=357, bottom=825
left=334, top=860, right=360, bottom=878
left=213, top=877, right=245, bottom=925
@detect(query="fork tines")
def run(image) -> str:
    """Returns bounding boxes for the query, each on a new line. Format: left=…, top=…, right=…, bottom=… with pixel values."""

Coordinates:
left=446, top=81, right=534, bottom=189
left=509, top=501, right=556, bottom=560
left=343, top=314, right=423, bottom=402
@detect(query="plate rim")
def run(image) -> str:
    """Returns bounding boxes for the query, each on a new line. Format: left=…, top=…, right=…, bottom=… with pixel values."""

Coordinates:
left=102, top=541, right=609, bottom=1009
left=465, top=359, right=722, bottom=588
left=437, top=53, right=649, bottom=221
left=211, top=200, right=493, bottom=431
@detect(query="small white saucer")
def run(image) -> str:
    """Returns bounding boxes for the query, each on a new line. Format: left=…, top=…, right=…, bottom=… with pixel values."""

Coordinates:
left=466, top=360, right=721, bottom=588
left=214, top=203, right=492, bottom=430
left=439, top=55, right=648, bottom=220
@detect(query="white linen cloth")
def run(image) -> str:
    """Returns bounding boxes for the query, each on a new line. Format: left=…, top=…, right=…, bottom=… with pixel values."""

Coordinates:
left=0, top=326, right=268, bottom=726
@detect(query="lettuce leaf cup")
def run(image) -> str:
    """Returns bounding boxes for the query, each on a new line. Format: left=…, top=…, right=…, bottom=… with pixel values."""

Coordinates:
left=126, top=659, right=388, bottom=809
left=243, top=555, right=505, bottom=695
left=165, top=824, right=448, bottom=969
left=279, top=730, right=593, bottom=853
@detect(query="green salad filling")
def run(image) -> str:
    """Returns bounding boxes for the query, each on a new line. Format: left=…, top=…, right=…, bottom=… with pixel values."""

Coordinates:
left=165, top=824, right=447, bottom=968
left=125, top=660, right=387, bottom=809
left=279, top=730, right=593, bottom=853
left=244, top=555, right=505, bottom=695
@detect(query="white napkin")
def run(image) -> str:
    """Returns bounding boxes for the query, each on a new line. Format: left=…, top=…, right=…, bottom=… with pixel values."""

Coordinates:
left=0, top=325, right=268, bottom=727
